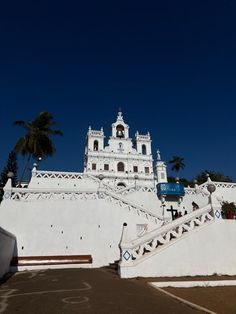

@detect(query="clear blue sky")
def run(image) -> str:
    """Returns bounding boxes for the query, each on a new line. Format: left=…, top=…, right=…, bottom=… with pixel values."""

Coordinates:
left=0, top=0, right=235, bottom=181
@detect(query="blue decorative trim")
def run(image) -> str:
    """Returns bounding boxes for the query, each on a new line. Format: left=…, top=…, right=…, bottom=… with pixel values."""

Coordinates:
left=3, top=192, right=11, bottom=199
left=123, top=251, right=131, bottom=261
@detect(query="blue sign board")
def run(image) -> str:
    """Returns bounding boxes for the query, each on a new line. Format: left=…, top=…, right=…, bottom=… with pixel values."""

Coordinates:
left=156, top=183, right=185, bottom=197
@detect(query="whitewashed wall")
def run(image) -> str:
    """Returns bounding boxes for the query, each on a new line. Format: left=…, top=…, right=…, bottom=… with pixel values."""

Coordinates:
left=120, top=220, right=236, bottom=278
left=0, top=198, right=158, bottom=269
left=0, top=227, right=16, bottom=278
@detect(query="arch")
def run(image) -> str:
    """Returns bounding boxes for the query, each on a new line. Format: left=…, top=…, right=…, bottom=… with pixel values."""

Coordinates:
left=117, top=162, right=125, bottom=172
left=93, top=140, right=99, bottom=151
left=142, top=144, right=147, bottom=155
left=116, top=124, right=125, bottom=138
left=117, top=182, right=126, bottom=188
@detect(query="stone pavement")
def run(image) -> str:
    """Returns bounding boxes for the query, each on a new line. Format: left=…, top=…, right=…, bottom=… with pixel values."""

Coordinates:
left=0, top=268, right=201, bottom=314
left=1, top=268, right=236, bottom=314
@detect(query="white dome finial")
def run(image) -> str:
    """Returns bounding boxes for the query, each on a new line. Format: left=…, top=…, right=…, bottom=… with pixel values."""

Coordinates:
left=117, top=107, right=124, bottom=121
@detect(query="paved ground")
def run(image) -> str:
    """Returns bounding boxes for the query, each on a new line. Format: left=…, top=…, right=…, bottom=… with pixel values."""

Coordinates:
left=0, top=268, right=236, bottom=313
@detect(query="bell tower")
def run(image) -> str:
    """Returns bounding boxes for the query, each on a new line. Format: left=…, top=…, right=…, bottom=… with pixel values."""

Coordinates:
left=111, top=110, right=129, bottom=139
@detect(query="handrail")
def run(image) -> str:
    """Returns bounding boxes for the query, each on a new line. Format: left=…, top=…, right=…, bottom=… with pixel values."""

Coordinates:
left=102, top=189, right=163, bottom=222
left=122, top=204, right=211, bottom=249
left=120, top=204, right=214, bottom=264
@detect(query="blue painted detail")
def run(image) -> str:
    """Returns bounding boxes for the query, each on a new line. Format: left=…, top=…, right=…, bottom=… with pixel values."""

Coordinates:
left=156, top=183, right=185, bottom=197
left=3, top=192, right=11, bottom=199
left=123, top=251, right=131, bottom=261
left=215, top=209, right=221, bottom=218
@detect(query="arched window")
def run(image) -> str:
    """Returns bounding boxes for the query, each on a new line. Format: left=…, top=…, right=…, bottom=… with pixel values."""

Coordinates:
left=142, top=144, right=147, bottom=155
left=118, top=142, right=124, bottom=152
left=94, top=140, right=99, bottom=151
left=116, top=125, right=125, bottom=138
left=117, top=162, right=125, bottom=172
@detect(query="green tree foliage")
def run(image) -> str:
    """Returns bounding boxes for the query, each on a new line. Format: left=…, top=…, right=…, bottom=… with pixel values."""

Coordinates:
left=169, top=156, right=185, bottom=173
left=194, top=170, right=233, bottom=185
left=221, top=201, right=236, bottom=219
left=13, top=111, right=63, bottom=182
left=0, top=150, right=18, bottom=203
left=0, top=150, right=18, bottom=187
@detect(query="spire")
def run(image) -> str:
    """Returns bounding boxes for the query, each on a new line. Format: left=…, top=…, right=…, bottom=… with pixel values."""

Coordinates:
left=157, top=149, right=161, bottom=161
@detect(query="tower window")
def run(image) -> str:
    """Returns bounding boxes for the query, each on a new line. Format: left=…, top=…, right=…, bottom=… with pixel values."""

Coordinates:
left=104, top=164, right=109, bottom=171
left=145, top=167, right=149, bottom=174
left=94, top=140, right=99, bottom=151
left=133, top=166, right=138, bottom=173
left=92, top=163, right=97, bottom=170
left=117, top=162, right=125, bottom=172
left=142, top=144, right=147, bottom=155
left=118, top=142, right=124, bottom=152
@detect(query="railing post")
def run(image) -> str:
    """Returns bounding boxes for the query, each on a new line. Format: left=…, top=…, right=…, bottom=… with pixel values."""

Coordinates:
left=211, top=201, right=222, bottom=219
left=3, top=172, right=13, bottom=201
left=207, top=182, right=222, bottom=219
left=31, top=163, right=38, bottom=177
left=119, top=223, right=133, bottom=267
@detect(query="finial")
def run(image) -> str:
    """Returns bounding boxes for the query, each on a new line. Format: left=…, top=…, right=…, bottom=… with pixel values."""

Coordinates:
left=157, top=149, right=161, bottom=161
left=117, top=108, right=124, bottom=121
left=206, top=173, right=211, bottom=183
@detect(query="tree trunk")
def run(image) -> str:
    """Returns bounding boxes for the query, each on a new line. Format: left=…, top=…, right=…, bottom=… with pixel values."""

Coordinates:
left=18, top=154, right=32, bottom=186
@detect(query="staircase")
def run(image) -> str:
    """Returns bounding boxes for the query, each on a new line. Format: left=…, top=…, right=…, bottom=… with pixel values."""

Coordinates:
left=119, top=204, right=218, bottom=278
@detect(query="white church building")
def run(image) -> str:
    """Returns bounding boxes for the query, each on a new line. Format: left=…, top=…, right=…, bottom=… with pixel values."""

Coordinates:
left=1, top=111, right=236, bottom=279
left=84, top=110, right=167, bottom=188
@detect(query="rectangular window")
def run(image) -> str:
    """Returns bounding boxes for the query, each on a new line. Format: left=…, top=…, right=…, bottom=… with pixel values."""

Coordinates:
left=104, top=164, right=109, bottom=171
left=161, top=172, right=165, bottom=179
left=145, top=167, right=149, bottom=174
left=92, top=163, right=96, bottom=170
left=133, top=166, right=138, bottom=173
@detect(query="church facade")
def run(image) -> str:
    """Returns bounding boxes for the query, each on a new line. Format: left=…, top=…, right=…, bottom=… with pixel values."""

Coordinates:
left=83, top=110, right=167, bottom=188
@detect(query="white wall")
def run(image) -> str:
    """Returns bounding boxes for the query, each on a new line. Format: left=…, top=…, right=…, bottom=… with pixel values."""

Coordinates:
left=0, top=227, right=16, bottom=278
left=0, top=198, right=157, bottom=269
left=120, top=220, right=236, bottom=278
left=28, top=174, right=98, bottom=190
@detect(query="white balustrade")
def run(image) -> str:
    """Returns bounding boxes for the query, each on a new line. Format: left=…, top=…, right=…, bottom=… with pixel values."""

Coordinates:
left=4, top=186, right=163, bottom=225
left=33, top=170, right=85, bottom=180
left=120, top=204, right=215, bottom=265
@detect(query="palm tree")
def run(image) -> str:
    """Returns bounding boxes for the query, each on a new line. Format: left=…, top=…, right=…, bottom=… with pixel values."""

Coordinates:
left=0, top=150, right=18, bottom=187
left=13, top=111, right=63, bottom=183
left=169, top=155, right=185, bottom=174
